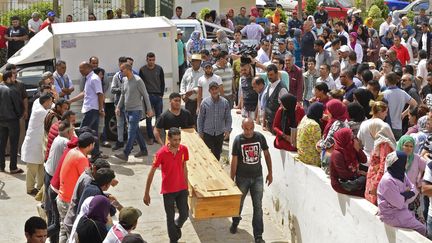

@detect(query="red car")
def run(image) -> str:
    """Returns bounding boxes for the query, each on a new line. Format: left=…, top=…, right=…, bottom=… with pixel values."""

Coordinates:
left=296, top=0, right=353, bottom=19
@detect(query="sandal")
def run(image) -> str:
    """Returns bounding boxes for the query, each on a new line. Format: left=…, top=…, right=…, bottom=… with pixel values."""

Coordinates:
left=10, top=168, right=24, bottom=174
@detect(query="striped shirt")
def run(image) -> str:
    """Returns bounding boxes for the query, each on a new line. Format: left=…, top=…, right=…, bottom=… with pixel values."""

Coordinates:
left=197, top=96, right=232, bottom=136
left=213, top=63, right=233, bottom=97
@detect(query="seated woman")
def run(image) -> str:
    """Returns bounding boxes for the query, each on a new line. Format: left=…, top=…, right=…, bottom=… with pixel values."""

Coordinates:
left=75, top=195, right=112, bottom=243
left=406, top=105, right=428, bottom=135
left=273, top=93, right=305, bottom=151
left=297, top=102, right=324, bottom=166
left=397, top=135, right=427, bottom=221
left=365, top=118, right=396, bottom=205
left=330, top=128, right=367, bottom=196
left=377, top=151, right=426, bottom=236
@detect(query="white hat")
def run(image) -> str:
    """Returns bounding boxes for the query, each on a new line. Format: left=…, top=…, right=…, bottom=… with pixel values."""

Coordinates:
left=177, top=28, right=184, bottom=34
left=339, top=45, right=350, bottom=53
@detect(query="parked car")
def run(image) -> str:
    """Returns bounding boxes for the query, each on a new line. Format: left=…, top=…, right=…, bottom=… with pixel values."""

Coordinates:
left=392, top=0, right=431, bottom=19
left=384, top=0, right=410, bottom=11
left=296, top=0, right=353, bottom=19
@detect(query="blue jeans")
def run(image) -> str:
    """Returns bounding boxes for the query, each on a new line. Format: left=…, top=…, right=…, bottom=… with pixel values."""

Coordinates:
left=232, top=175, right=264, bottom=239
left=146, top=95, right=163, bottom=139
left=427, top=215, right=432, bottom=240
left=116, top=107, right=126, bottom=143
left=81, top=109, right=99, bottom=156
left=124, top=110, right=147, bottom=156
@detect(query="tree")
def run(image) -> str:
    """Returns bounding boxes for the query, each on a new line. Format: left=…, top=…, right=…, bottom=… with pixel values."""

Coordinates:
left=305, top=0, right=317, bottom=16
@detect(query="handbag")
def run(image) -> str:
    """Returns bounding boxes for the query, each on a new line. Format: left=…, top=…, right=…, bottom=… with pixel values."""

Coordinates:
left=290, top=127, right=297, bottom=148
left=338, top=175, right=366, bottom=192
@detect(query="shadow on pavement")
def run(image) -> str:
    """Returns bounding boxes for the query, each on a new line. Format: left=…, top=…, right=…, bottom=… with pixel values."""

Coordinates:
left=191, top=217, right=255, bottom=243
left=0, top=180, right=10, bottom=200
left=110, top=164, right=135, bottom=176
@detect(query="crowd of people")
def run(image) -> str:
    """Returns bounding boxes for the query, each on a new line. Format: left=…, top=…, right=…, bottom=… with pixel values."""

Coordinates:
left=2, top=3, right=432, bottom=243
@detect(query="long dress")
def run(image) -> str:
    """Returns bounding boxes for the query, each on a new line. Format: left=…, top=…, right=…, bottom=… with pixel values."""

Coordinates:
left=377, top=172, right=426, bottom=235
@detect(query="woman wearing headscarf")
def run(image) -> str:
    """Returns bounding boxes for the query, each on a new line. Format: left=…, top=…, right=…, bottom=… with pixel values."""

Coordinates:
left=381, top=30, right=394, bottom=49
left=273, top=94, right=305, bottom=151
left=68, top=196, right=94, bottom=243
left=75, top=195, right=112, bottom=243
left=397, top=135, right=427, bottom=221
left=349, top=32, right=363, bottom=63
left=216, top=29, right=230, bottom=53
left=297, top=102, right=324, bottom=166
left=272, top=8, right=282, bottom=26
left=185, top=30, right=205, bottom=59
left=318, top=99, right=349, bottom=172
left=347, top=102, right=365, bottom=136
left=353, top=89, right=373, bottom=119
left=377, top=151, right=426, bottom=235
left=366, top=28, right=381, bottom=63
left=365, top=118, right=397, bottom=205
left=406, top=105, right=428, bottom=135
left=364, top=17, right=374, bottom=29
left=357, top=25, right=369, bottom=61
left=292, top=28, right=303, bottom=68
left=250, top=6, right=259, bottom=18
left=330, top=128, right=367, bottom=196
left=401, top=29, right=418, bottom=65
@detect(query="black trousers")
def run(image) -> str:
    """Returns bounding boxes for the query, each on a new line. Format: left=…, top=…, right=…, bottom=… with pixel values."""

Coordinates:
left=0, top=120, right=19, bottom=171
left=203, top=133, right=224, bottom=161
left=163, top=189, right=189, bottom=243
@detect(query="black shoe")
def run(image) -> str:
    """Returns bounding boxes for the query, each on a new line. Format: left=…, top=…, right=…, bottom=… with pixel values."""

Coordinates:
left=134, top=150, right=148, bottom=157
left=27, top=188, right=39, bottom=196
left=114, top=153, right=128, bottom=162
left=255, top=237, right=265, bottom=243
left=229, top=223, right=238, bottom=234
left=112, top=142, right=124, bottom=151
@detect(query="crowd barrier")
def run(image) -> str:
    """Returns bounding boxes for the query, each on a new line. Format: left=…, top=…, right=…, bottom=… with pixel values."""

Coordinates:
left=228, top=111, right=430, bottom=243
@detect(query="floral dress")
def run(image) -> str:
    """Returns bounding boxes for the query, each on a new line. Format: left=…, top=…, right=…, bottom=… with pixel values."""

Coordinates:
left=297, top=117, right=322, bottom=166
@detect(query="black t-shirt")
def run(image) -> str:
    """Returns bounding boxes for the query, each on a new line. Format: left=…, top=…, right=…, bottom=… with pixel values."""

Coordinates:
left=156, top=108, right=195, bottom=130
left=6, top=26, right=27, bottom=51
left=232, top=132, right=268, bottom=178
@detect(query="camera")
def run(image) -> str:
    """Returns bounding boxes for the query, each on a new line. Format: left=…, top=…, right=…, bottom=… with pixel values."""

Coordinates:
left=238, top=45, right=258, bottom=64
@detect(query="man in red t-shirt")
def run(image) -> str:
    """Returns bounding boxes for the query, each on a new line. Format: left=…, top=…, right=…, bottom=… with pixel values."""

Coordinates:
left=143, top=127, right=189, bottom=243
left=390, top=34, right=410, bottom=67
left=39, top=11, right=56, bottom=31
left=0, top=24, right=7, bottom=66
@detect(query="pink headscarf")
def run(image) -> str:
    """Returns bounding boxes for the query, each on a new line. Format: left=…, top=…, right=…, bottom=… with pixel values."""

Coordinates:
left=349, top=32, right=358, bottom=50
left=250, top=6, right=259, bottom=18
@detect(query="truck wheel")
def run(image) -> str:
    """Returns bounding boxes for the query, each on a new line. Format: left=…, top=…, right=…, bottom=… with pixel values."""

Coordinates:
left=105, top=104, right=118, bottom=141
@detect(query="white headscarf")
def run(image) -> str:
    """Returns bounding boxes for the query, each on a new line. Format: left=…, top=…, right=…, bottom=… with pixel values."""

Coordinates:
left=67, top=196, right=95, bottom=243
left=368, top=118, right=396, bottom=151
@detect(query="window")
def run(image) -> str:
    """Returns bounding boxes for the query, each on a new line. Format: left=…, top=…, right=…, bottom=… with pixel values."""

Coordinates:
left=413, top=2, right=429, bottom=12
left=18, top=65, right=45, bottom=89
left=179, top=26, right=198, bottom=43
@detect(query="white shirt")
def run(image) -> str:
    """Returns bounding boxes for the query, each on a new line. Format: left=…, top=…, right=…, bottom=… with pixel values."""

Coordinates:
left=422, top=33, right=428, bottom=51
left=28, top=18, right=42, bottom=33
left=418, top=59, right=428, bottom=88
left=350, top=43, right=363, bottom=64
left=379, top=21, right=391, bottom=36
left=267, top=80, right=288, bottom=102
left=103, top=223, right=129, bottom=243
left=256, top=48, right=270, bottom=65
left=180, top=67, right=204, bottom=100
left=198, top=74, right=222, bottom=100
left=45, top=136, right=69, bottom=176
left=316, top=76, right=336, bottom=90
left=338, top=30, right=349, bottom=43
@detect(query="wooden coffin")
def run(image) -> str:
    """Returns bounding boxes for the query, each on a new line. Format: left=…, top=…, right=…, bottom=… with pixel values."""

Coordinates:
left=180, top=129, right=242, bottom=220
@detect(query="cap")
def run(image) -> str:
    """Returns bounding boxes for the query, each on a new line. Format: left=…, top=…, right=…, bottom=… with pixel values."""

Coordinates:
left=191, top=53, right=202, bottom=61
left=208, top=81, right=219, bottom=89
left=119, top=207, right=142, bottom=226
left=42, top=71, right=53, bottom=80
left=176, top=28, right=184, bottom=34
left=78, top=132, right=96, bottom=147
left=31, top=12, right=40, bottom=18
left=47, top=11, right=56, bottom=17
left=339, top=45, right=350, bottom=53
left=122, top=233, right=146, bottom=243
left=277, top=38, right=286, bottom=44
left=202, top=61, right=212, bottom=68
left=353, top=9, right=362, bottom=15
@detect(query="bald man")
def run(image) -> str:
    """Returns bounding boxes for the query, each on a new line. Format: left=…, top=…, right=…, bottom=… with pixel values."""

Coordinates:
left=69, top=62, right=105, bottom=158
left=229, top=118, right=272, bottom=243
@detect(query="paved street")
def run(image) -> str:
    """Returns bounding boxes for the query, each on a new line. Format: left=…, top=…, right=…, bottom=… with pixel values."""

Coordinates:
left=0, top=125, right=288, bottom=243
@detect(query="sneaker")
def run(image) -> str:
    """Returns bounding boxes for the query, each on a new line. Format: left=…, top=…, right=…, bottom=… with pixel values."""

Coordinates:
left=112, top=142, right=124, bottom=151
left=114, top=153, right=128, bottom=162
left=34, top=189, right=43, bottom=201
left=134, top=150, right=148, bottom=157
left=101, top=141, right=111, bottom=148
left=10, top=168, right=24, bottom=174
left=255, top=237, right=265, bottom=243
left=229, top=223, right=238, bottom=234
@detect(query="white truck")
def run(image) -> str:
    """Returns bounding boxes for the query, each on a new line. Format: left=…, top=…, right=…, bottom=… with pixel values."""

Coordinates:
left=5, top=16, right=179, bottom=141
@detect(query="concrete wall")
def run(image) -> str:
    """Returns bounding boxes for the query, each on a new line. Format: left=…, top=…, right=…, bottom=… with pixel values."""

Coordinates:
left=229, top=111, right=430, bottom=243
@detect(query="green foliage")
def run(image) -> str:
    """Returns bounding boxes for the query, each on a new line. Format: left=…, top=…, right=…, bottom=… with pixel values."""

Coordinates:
left=198, top=8, right=210, bottom=20
left=406, top=10, right=415, bottom=25
left=367, top=5, right=382, bottom=19
left=368, top=0, right=389, bottom=19
left=261, top=8, right=287, bottom=23
left=305, top=0, right=317, bottom=16
left=1, top=2, right=59, bottom=26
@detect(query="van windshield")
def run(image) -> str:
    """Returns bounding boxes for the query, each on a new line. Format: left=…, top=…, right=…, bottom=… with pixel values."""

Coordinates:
left=403, top=0, right=428, bottom=11
left=337, top=0, right=353, bottom=8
